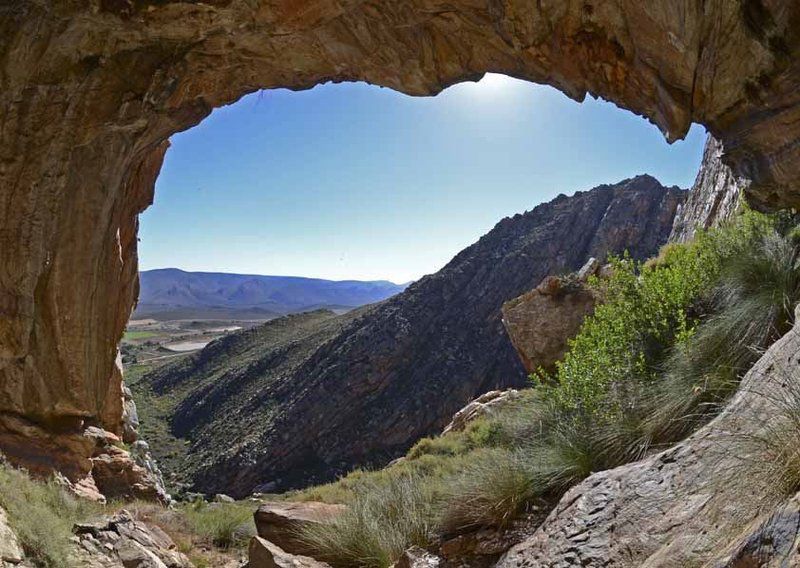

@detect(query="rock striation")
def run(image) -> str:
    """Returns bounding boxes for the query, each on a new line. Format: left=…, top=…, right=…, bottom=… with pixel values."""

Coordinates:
left=2, top=0, right=800, bottom=496
left=496, top=307, right=800, bottom=568
left=145, top=176, right=684, bottom=495
left=670, top=134, right=749, bottom=243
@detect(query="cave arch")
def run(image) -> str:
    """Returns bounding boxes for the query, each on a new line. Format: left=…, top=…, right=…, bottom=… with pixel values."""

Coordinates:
left=1, top=0, right=799, bottom=476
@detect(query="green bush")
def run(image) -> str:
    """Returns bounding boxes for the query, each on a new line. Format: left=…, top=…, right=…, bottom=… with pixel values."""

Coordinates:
left=0, top=465, right=100, bottom=568
left=646, top=225, right=800, bottom=444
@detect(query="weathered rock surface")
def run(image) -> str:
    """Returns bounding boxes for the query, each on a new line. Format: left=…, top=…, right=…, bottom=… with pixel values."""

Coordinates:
left=442, top=390, right=521, bottom=435
left=248, top=537, right=330, bottom=568
left=394, top=546, right=441, bottom=568
left=0, top=506, right=23, bottom=566
left=707, top=491, right=800, bottom=568
left=501, top=258, right=601, bottom=374
left=146, top=177, right=682, bottom=495
left=670, top=134, right=748, bottom=243
left=496, top=310, right=800, bottom=568
left=84, top=427, right=169, bottom=504
left=1, top=0, right=800, bottom=497
left=254, top=502, right=345, bottom=556
left=72, top=510, right=192, bottom=568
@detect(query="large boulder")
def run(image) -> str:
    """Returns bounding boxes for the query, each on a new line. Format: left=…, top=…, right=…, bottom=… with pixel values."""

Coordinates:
left=254, top=502, right=346, bottom=556
left=501, top=258, right=601, bottom=374
left=86, top=428, right=169, bottom=504
left=707, top=491, right=800, bottom=567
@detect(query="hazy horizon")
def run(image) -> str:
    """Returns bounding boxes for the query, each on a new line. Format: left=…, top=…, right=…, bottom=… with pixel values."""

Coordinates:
left=140, top=74, right=706, bottom=283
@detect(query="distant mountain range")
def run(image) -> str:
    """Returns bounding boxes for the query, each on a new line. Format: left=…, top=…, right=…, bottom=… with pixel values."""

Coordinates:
left=134, top=269, right=407, bottom=320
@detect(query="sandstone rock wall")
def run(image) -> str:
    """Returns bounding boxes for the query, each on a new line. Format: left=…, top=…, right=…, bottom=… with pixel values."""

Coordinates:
left=2, top=0, right=800, bottom=493
left=670, top=134, right=749, bottom=243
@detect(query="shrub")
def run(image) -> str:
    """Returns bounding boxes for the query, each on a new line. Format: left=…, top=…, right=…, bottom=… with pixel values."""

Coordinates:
left=540, top=210, right=781, bottom=419
left=0, top=465, right=100, bottom=568
left=181, top=500, right=255, bottom=549
left=440, top=448, right=539, bottom=532
left=647, top=226, right=800, bottom=445
left=298, top=475, right=440, bottom=568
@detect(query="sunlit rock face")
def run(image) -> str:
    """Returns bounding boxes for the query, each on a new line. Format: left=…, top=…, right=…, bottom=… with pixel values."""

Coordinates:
left=1, top=1, right=800, bottom=491
left=670, top=134, right=749, bottom=243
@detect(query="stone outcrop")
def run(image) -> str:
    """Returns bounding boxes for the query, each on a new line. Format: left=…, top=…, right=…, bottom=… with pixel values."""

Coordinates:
left=73, top=510, right=192, bottom=568
left=394, top=547, right=441, bottom=568
left=83, top=427, right=169, bottom=504
left=0, top=507, right=23, bottom=567
left=2, top=0, right=800, bottom=495
left=254, top=502, right=345, bottom=556
left=496, top=307, right=800, bottom=568
left=670, top=134, right=749, bottom=243
left=707, top=491, right=800, bottom=568
left=442, top=390, right=521, bottom=435
left=249, top=537, right=331, bottom=568
left=501, top=258, right=601, bottom=374
left=145, top=177, right=683, bottom=495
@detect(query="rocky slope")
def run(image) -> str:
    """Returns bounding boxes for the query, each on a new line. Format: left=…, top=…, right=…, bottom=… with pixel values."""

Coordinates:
left=496, top=306, right=800, bottom=568
left=670, top=134, right=749, bottom=243
left=144, top=176, right=685, bottom=496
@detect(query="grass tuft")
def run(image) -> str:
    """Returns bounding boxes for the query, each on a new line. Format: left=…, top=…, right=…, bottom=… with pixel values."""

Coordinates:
left=181, top=500, right=256, bottom=549
left=297, top=475, right=439, bottom=568
left=0, top=464, right=100, bottom=568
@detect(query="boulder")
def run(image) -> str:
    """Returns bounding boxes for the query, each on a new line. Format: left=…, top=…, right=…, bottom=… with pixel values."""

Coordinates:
left=501, top=258, right=601, bottom=374
left=248, top=537, right=330, bottom=568
left=393, top=546, right=441, bottom=568
left=706, top=491, right=800, bottom=567
left=0, top=506, right=23, bottom=565
left=442, top=390, right=521, bottom=435
left=89, top=431, right=168, bottom=504
left=254, top=502, right=345, bottom=555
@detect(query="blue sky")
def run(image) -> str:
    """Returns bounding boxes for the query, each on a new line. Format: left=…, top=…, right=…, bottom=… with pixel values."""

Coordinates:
left=141, top=74, right=706, bottom=283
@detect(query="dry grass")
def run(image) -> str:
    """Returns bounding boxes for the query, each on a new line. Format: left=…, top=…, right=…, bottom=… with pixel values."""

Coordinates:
left=297, top=475, right=440, bottom=568
left=0, top=464, right=101, bottom=568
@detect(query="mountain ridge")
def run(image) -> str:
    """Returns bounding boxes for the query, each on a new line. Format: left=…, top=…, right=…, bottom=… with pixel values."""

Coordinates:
left=135, top=268, right=407, bottom=318
left=144, top=175, right=686, bottom=496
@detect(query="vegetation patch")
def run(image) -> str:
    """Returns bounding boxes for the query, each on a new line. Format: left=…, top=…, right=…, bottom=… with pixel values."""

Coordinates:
left=0, top=464, right=100, bottom=568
